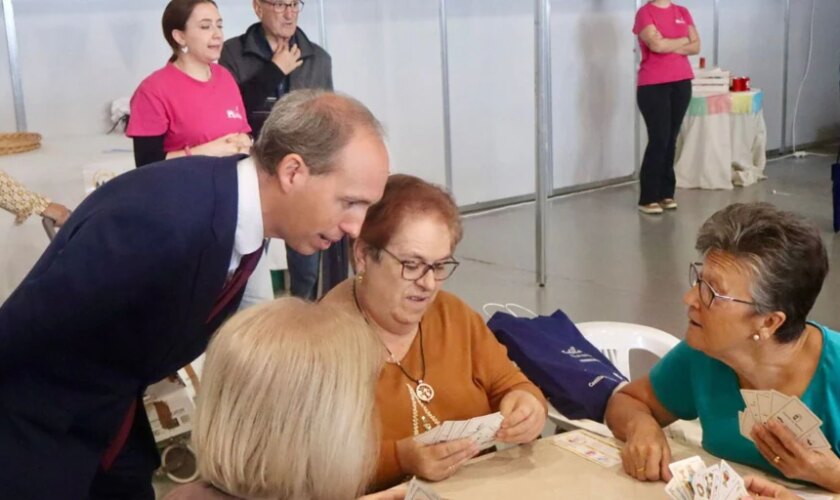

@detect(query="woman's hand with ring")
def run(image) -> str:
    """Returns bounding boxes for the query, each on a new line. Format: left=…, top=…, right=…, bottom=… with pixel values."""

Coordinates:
left=620, top=414, right=673, bottom=482
left=752, top=419, right=840, bottom=491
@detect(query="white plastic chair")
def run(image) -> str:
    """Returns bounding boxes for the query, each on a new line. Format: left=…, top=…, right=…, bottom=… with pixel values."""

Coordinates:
left=574, top=321, right=679, bottom=379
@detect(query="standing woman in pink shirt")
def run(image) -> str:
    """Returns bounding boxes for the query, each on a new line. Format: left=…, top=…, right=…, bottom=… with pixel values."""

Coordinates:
left=633, top=0, right=700, bottom=214
left=128, top=0, right=253, bottom=167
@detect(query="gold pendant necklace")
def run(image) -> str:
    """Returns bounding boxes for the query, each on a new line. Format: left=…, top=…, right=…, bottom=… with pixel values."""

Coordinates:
left=352, top=279, right=435, bottom=403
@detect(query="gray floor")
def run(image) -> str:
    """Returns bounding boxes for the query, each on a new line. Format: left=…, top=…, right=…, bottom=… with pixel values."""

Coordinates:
left=446, top=150, right=840, bottom=343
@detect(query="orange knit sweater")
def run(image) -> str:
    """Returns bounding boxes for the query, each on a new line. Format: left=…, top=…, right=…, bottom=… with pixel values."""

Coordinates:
left=370, top=290, right=547, bottom=489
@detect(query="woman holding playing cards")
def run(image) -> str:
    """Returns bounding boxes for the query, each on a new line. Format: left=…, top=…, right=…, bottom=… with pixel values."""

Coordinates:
left=322, top=174, right=548, bottom=490
left=605, top=203, right=840, bottom=493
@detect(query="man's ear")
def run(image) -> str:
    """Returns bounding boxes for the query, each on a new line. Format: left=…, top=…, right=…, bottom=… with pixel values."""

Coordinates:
left=275, top=153, right=309, bottom=193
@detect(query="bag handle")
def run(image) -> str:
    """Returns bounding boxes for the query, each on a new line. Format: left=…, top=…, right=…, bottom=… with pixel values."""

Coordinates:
left=481, top=302, right=538, bottom=319
left=482, top=303, right=509, bottom=318
left=505, top=303, right=537, bottom=318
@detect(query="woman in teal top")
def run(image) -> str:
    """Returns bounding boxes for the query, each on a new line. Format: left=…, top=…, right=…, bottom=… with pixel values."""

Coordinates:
left=605, top=202, right=840, bottom=493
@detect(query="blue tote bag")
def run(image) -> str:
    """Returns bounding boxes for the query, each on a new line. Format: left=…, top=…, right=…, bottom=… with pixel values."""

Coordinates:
left=487, top=309, right=628, bottom=422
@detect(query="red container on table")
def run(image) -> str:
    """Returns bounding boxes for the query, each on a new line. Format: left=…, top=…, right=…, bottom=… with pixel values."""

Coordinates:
left=731, top=77, right=747, bottom=92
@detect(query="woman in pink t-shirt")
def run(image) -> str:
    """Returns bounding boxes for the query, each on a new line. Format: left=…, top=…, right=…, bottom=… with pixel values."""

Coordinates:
left=127, top=0, right=252, bottom=167
left=633, top=0, right=700, bottom=214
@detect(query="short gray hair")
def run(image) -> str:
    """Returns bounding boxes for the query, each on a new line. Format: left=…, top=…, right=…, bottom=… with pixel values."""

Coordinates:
left=695, top=202, right=828, bottom=343
left=252, top=89, right=384, bottom=176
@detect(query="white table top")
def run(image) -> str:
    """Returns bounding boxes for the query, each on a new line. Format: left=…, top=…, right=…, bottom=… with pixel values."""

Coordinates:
left=433, top=433, right=836, bottom=499
left=0, top=134, right=134, bottom=301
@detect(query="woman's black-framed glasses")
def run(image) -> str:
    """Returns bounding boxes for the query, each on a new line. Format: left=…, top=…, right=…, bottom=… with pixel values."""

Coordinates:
left=380, top=247, right=459, bottom=281
left=688, top=262, right=756, bottom=308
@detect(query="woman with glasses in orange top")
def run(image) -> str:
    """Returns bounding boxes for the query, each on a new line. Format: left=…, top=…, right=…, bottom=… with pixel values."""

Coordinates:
left=605, top=203, right=840, bottom=493
left=322, top=175, right=547, bottom=491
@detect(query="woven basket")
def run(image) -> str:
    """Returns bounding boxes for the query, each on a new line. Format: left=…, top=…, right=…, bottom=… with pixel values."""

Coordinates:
left=0, top=132, right=42, bottom=156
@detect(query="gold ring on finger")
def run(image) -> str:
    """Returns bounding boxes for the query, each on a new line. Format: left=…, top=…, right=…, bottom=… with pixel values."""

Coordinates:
left=773, top=455, right=781, bottom=464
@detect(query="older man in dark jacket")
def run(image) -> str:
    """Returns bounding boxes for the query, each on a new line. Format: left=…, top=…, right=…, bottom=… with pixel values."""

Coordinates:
left=221, top=0, right=341, bottom=301
left=220, top=0, right=332, bottom=136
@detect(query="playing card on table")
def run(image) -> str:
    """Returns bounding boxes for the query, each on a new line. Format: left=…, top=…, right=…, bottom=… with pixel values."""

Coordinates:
left=405, top=477, right=441, bottom=500
left=770, top=398, right=822, bottom=438
left=550, top=429, right=622, bottom=468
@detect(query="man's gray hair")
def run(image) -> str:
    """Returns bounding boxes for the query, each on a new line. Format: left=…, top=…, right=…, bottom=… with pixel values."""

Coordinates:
left=252, top=89, right=384, bottom=176
left=695, top=202, right=828, bottom=343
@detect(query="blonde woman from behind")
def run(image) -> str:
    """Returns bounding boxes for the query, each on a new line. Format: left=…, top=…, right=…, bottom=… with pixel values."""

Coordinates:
left=165, top=298, right=405, bottom=500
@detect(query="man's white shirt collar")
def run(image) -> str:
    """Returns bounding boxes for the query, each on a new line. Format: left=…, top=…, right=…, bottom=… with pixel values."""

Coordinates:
left=230, top=157, right=264, bottom=272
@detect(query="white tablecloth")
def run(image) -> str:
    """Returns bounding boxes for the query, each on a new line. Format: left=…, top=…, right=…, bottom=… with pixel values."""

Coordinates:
left=675, top=90, right=767, bottom=190
left=1, top=135, right=288, bottom=302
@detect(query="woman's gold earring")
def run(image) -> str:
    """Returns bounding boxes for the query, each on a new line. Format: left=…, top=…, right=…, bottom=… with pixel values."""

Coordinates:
left=355, top=273, right=364, bottom=283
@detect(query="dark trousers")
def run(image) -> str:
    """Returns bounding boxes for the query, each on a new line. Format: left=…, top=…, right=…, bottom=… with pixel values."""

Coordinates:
left=88, top=401, right=158, bottom=500
left=637, top=79, right=692, bottom=205
left=286, top=236, right=349, bottom=300
left=286, top=244, right=320, bottom=300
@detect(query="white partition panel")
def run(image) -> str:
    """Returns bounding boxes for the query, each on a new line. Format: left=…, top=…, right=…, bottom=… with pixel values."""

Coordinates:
left=14, top=1, right=165, bottom=137
left=718, top=0, right=785, bottom=151
left=785, top=0, right=840, bottom=148
left=447, top=0, right=535, bottom=206
left=7, top=0, right=321, bottom=138
left=550, top=1, right=637, bottom=189
left=328, top=0, right=446, bottom=186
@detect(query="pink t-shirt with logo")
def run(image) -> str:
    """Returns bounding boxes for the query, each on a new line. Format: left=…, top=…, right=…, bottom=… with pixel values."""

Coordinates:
left=633, top=2, right=695, bottom=86
left=127, top=63, right=251, bottom=152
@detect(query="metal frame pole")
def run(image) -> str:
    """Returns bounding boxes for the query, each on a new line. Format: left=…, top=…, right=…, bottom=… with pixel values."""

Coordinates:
left=633, top=0, right=643, bottom=176
left=781, top=0, right=790, bottom=152
left=317, top=0, right=327, bottom=50
left=535, top=0, right=553, bottom=287
left=712, top=0, right=720, bottom=66
left=439, top=0, right=453, bottom=191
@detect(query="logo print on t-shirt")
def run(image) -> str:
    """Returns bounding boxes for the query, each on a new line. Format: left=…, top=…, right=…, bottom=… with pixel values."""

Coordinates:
left=226, top=106, right=244, bottom=120
left=675, top=17, right=685, bottom=24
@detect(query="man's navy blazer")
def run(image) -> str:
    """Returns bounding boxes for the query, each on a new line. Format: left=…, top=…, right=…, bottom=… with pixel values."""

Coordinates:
left=0, top=155, right=248, bottom=498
